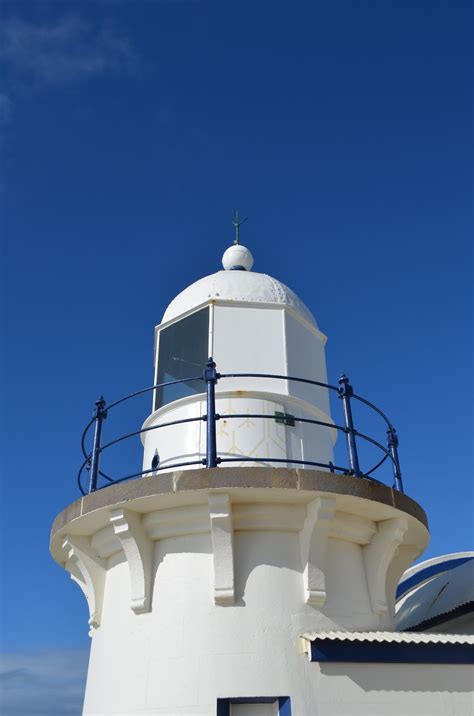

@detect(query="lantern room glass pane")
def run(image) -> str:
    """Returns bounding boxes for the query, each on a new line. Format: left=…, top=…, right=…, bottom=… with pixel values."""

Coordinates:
left=155, top=308, right=209, bottom=409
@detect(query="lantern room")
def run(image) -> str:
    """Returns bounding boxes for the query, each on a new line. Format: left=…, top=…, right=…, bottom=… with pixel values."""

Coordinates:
left=141, top=244, right=336, bottom=473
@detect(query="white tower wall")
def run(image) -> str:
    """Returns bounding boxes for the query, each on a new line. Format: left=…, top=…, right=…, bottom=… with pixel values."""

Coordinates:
left=51, top=470, right=431, bottom=716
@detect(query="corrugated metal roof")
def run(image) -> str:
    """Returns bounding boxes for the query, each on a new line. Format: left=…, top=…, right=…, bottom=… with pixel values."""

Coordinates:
left=301, top=631, right=474, bottom=645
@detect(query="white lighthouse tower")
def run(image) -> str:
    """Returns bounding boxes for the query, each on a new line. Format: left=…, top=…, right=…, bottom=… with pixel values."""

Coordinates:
left=51, top=235, right=471, bottom=716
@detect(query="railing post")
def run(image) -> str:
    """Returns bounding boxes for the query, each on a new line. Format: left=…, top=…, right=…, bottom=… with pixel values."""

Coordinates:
left=338, top=374, right=361, bottom=476
left=88, top=396, right=107, bottom=493
left=204, top=358, right=218, bottom=468
left=387, top=427, right=404, bottom=493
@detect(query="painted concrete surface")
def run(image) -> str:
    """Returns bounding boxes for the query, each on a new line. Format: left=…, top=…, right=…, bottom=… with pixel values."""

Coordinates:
left=314, top=662, right=473, bottom=715
left=50, top=469, right=436, bottom=715
left=50, top=467, right=429, bottom=539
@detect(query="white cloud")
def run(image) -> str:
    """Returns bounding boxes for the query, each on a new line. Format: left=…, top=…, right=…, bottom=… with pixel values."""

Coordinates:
left=0, top=16, right=137, bottom=86
left=0, top=649, right=88, bottom=715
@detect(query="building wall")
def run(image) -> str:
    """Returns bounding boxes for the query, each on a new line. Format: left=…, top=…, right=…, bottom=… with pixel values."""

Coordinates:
left=84, top=534, right=315, bottom=714
left=81, top=513, right=428, bottom=714
left=313, top=661, right=473, bottom=716
left=53, top=472, right=431, bottom=716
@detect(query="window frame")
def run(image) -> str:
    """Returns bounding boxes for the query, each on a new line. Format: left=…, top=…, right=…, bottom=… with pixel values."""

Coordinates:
left=153, top=305, right=212, bottom=411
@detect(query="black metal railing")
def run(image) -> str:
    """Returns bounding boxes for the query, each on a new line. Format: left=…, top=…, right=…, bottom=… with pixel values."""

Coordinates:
left=78, top=358, right=404, bottom=496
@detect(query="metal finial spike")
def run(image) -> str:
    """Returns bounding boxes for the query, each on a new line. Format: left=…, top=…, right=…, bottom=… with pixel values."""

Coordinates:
left=232, top=209, right=248, bottom=245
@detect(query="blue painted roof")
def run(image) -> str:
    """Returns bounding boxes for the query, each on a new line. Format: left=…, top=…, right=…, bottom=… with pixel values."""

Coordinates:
left=396, top=553, right=474, bottom=631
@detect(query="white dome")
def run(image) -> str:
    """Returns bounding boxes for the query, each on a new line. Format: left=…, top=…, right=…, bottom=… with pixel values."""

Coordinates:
left=162, top=269, right=317, bottom=326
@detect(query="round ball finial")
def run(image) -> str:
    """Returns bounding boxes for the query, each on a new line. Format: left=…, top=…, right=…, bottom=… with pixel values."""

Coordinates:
left=222, top=244, right=254, bottom=271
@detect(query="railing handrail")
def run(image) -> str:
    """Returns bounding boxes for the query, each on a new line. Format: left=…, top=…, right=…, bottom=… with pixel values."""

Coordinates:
left=78, top=360, right=404, bottom=496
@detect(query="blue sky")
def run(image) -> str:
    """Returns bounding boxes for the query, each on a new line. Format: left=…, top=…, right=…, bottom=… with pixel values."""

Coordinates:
left=1, top=0, right=472, bottom=712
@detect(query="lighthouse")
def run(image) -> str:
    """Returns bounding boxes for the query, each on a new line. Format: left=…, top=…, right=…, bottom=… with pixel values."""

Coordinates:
left=50, top=237, right=472, bottom=715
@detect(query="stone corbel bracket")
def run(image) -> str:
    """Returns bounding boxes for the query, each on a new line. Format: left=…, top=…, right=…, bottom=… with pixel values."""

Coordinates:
left=63, top=535, right=106, bottom=634
left=209, top=493, right=234, bottom=605
left=364, top=517, right=408, bottom=616
left=385, top=543, right=423, bottom=625
left=110, top=508, right=153, bottom=614
left=300, top=497, right=337, bottom=606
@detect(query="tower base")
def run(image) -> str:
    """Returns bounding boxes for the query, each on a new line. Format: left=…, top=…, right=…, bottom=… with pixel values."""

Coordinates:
left=51, top=468, right=433, bottom=715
